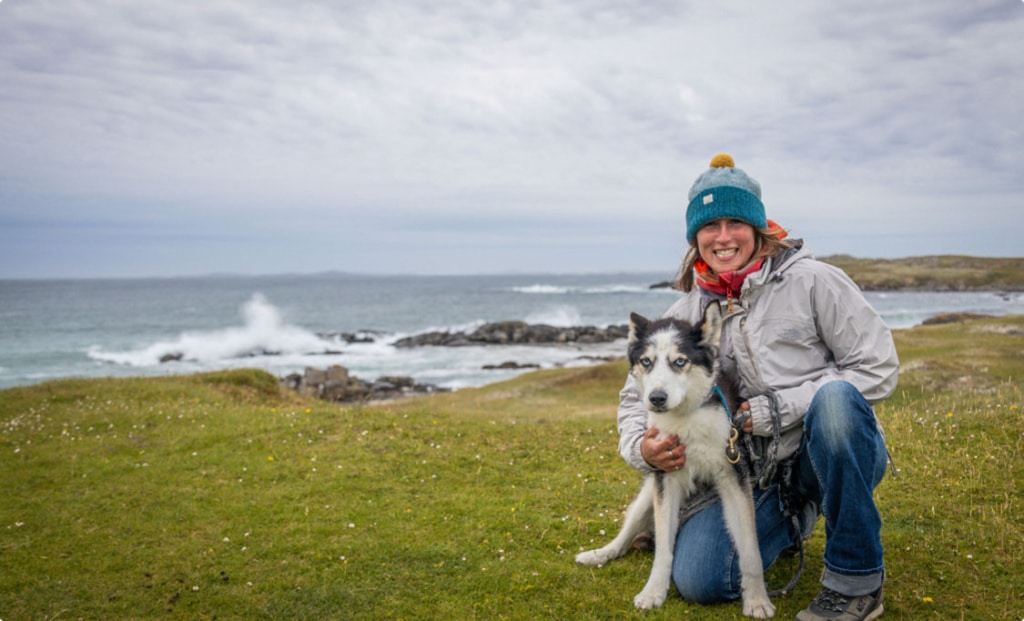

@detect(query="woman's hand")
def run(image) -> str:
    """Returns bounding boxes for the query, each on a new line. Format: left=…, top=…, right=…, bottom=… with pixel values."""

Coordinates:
left=640, top=425, right=687, bottom=472
left=738, top=401, right=753, bottom=434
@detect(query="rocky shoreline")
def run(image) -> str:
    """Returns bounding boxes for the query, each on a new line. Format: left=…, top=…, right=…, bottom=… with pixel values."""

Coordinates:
left=275, top=310, right=1014, bottom=405
left=154, top=321, right=629, bottom=365
left=142, top=320, right=631, bottom=404
left=280, top=364, right=451, bottom=404
left=392, top=320, right=628, bottom=348
left=276, top=320, right=629, bottom=404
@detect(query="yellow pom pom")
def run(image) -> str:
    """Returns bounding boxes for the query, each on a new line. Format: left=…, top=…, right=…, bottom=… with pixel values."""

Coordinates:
left=709, top=153, right=735, bottom=168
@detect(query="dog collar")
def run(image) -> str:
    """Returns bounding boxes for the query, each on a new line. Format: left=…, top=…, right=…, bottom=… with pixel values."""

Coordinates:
left=709, top=384, right=733, bottom=419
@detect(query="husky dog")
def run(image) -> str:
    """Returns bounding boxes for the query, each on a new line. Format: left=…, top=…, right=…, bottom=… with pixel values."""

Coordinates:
left=575, top=302, right=775, bottom=618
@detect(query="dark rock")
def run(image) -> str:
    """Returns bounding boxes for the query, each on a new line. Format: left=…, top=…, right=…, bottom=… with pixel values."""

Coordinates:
left=482, top=361, right=542, bottom=370
left=243, top=349, right=282, bottom=358
left=392, top=321, right=629, bottom=348
left=159, top=352, right=184, bottom=363
left=280, top=364, right=449, bottom=404
left=316, top=330, right=386, bottom=344
left=376, top=376, right=416, bottom=389
left=281, top=372, right=303, bottom=390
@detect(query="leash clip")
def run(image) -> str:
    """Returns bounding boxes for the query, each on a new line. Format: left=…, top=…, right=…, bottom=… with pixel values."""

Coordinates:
left=726, top=426, right=741, bottom=465
left=710, top=385, right=741, bottom=464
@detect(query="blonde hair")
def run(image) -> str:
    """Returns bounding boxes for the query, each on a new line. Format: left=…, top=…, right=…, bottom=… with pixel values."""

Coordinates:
left=675, top=225, right=793, bottom=292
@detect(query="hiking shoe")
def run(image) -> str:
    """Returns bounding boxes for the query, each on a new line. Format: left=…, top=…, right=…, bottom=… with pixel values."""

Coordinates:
left=795, top=586, right=883, bottom=621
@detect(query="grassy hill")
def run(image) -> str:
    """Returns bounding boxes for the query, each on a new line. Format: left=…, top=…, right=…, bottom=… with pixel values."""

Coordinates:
left=820, top=255, right=1024, bottom=291
left=1, top=316, right=1022, bottom=620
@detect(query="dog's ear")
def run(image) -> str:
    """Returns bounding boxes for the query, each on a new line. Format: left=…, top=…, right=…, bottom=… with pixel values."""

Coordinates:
left=699, top=302, right=723, bottom=350
left=628, top=312, right=649, bottom=347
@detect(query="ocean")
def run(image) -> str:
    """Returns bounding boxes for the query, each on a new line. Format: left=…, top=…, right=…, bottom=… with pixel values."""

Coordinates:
left=2, top=273, right=1022, bottom=391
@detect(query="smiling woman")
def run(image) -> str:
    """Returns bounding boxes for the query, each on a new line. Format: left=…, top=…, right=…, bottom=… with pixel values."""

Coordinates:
left=613, top=153, right=899, bottom=621
left=675, top=155, right=791, bottom=301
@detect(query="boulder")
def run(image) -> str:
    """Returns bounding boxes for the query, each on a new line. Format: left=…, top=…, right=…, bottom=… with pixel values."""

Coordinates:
left=281, top=364, right=449, bottom=404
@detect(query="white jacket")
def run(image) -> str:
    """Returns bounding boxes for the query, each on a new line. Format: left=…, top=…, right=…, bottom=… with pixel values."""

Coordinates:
left=617, top=242, right=899, bottom=474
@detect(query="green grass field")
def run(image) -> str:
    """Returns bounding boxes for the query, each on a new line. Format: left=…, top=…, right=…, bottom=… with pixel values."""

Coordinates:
left=2, top=316, right=1022, bottom=620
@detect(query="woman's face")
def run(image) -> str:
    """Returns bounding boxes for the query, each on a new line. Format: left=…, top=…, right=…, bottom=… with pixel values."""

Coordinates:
left=696, top=218, right=757, bottom=274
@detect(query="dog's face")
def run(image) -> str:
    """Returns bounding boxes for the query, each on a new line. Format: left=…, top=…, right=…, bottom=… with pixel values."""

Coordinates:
left=628, top=303, right=722, bottom=413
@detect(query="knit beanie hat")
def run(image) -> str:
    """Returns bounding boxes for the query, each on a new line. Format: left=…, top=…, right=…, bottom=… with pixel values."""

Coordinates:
left=685, top=153, right=767, bottom=244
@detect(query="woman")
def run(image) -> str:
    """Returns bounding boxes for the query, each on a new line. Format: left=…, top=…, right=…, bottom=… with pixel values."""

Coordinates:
left=617, top=154, right=898, bottom=621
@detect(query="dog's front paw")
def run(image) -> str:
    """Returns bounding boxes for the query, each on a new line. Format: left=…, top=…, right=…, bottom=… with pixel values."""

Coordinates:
left=633, top=587, right=667, bottom=610
left=575, top=549, right=609, bottom=567
left=742, top=596, right=776, bottom=619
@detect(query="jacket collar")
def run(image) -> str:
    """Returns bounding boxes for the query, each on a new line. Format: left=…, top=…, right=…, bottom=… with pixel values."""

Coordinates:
left=745, top=239, right=807, bottom=288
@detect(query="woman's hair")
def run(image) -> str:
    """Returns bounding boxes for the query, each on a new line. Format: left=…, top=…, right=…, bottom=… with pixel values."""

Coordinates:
left=674, top=225, right=793, bottom=292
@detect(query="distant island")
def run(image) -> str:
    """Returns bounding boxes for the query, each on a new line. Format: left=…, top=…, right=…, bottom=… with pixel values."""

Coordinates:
left=818, top=255, right=1024, bottom=291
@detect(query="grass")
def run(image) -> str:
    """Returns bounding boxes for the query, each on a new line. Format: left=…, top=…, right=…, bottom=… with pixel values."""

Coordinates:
left=1, top=317, right=1022, bottom=620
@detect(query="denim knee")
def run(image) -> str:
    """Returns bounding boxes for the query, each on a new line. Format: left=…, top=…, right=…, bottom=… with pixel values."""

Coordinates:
left=804, top=381, right=876, bottom=452
left=801, top=381, right=887, bottom=488
left=672, top=505, right=737, bottom=603
left=671, top=553, right=737, bottom=606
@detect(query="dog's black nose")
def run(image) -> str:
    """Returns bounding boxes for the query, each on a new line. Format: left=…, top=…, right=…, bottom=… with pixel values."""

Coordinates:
left=648, top=390, right=667, bottom=409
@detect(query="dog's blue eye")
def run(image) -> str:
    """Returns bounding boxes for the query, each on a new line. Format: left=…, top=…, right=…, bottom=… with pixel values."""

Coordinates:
left=640, top=357, right=652, bottom=368
left=674, top=358, right=688, bottom=368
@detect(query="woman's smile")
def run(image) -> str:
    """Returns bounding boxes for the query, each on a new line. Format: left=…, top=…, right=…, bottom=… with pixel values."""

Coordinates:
left=697, top=219, right=756, bottom=274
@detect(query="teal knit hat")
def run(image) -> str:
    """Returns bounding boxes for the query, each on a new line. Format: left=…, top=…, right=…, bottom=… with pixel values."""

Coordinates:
left=685, top=153, right=767, bottom=244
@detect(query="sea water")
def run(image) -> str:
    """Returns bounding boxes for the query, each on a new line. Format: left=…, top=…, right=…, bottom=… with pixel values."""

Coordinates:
left=1, top=273, right=1021, bottom=391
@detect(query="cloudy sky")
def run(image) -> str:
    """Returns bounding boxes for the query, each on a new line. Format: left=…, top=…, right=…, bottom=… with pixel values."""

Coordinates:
left=1, top=0, right=1021, bottom=279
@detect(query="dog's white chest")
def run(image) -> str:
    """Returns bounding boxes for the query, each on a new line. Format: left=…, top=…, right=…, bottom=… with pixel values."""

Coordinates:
left=652, top=405, right=732, bottom=481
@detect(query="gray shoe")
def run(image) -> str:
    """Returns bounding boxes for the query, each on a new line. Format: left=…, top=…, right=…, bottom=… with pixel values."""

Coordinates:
left=795, top=586, right=883, bottom=621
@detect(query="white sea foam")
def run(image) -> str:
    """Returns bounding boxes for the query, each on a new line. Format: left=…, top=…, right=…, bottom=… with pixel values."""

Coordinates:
left=585, top=284, right=657, bottom=294
left=88, top=294, right=331, bottom=366
left=511, top=282, right=662, bottom=295
left=512, top=284, right=571, bottom=294
left=524, top=305, right=582, bottom=327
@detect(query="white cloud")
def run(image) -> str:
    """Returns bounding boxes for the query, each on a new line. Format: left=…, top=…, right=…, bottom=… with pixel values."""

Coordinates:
left=1, top=0, right=1022, bottom=277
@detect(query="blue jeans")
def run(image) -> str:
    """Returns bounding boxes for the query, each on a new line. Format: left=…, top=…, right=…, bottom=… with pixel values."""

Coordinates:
left=672, top=381, right=889, bottom=601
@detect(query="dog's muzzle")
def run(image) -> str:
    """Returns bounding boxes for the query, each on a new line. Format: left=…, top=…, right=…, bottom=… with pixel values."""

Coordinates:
left=647, top=389, right=668, bottom=411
